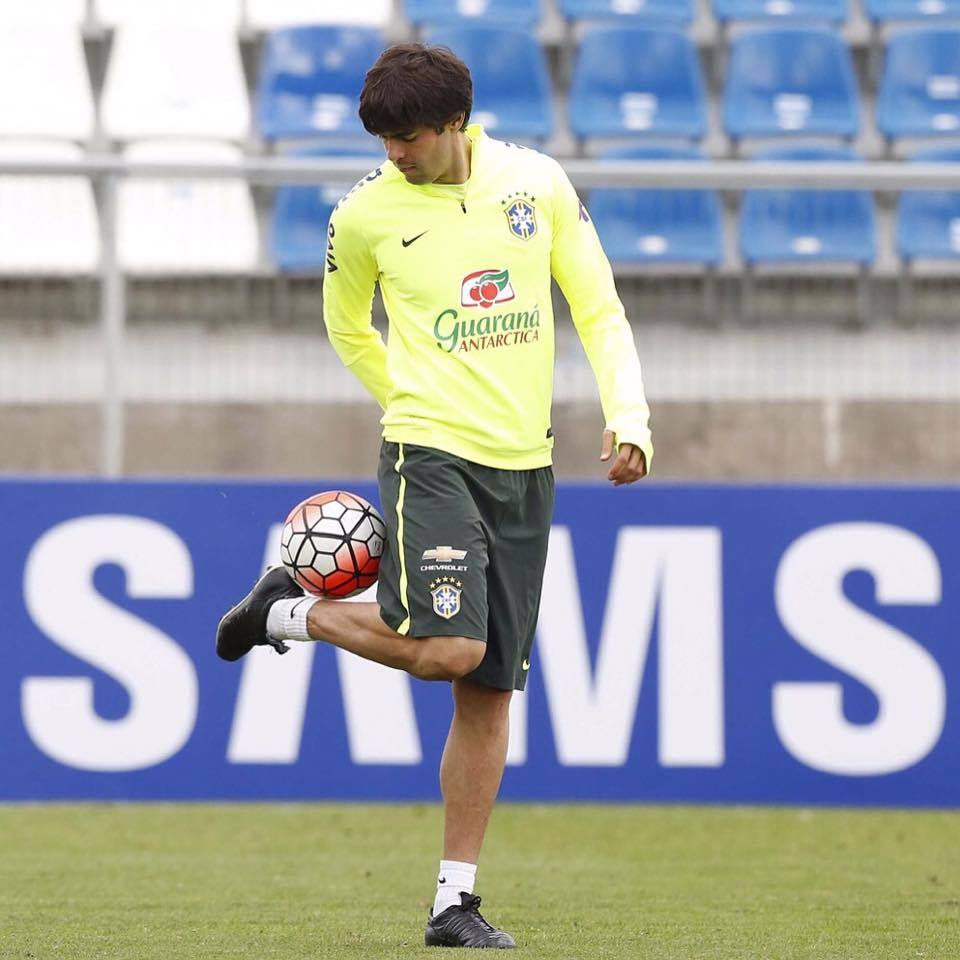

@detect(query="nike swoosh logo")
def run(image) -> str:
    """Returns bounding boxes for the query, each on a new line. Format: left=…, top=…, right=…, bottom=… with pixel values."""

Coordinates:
left=522, top=659, right=530, bottom=671
left=402, top=231, right=428, bottom=247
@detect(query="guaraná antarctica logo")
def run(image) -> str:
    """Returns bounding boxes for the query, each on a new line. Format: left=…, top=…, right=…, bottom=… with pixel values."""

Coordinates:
left=460, top=269, right=516, bottom=309
left=435, top=269, right=541, bottom=355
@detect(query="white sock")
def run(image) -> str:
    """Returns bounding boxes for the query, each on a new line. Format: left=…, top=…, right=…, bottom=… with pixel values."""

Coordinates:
left=433, top=860, right=477, bottom=916
left=265, top=596, right=317, bottom=642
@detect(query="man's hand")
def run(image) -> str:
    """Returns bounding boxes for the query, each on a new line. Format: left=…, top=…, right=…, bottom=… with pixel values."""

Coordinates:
left=600, top=430, right=647, bottom=486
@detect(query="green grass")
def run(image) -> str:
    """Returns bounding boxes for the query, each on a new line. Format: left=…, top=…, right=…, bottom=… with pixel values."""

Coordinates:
left=1, top=804, right=958, bottom=959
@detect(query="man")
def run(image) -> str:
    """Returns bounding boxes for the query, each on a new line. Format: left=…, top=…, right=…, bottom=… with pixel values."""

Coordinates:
left=217, top=43, right=652, bottom=949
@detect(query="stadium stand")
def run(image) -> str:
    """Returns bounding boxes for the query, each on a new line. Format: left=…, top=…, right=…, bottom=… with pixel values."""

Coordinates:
left=426, top=26, right=554, bottom=142
left=568, top=26, right=707, bottom=143
left=101, top=25, right=249, bottom=141
left=246, top=0, right=393, bottom=29
left=0, top=0, right=958, bottom=482
left=0, top=0, right=86, bottom=25
left=877, top=29, right=960, bottom=144
left=95, top=0, right=243, bottom=26
left=740, top=146, right=876, bottom=264
left=724, top=27, right=861, bottom=145
left=255, top=26, right=384, bottom=142
left=739, top=146, right=876, bottom=321
left=271, top=146, right=383, bottom=274
left=712, top=0, right=849, bottom=22
left=0, top=141, right=99, bottom=274
left=404, top=0, right=542, bottom=29
left=589, top=146, right=724, bottom=267
left=896, top=146, right=960, bottom=260
left=117, top=141, right=259, bottom=274
left=864, top=0, right=960, bottom=22
left=557, top=0, right=693, bottom=24
left=0, top=24, right=94, bottom=140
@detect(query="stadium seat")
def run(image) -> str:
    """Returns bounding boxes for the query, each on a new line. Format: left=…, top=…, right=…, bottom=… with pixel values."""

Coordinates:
left=877, top=30, right=960, bottom=142
left=724, top=28, right=860, bottom=143
left=896, top=147, right=960, bottom=260
left=0, top=141, right=99, bottom=274
left=558, top=0, right=693, bottom=25
left=246, top=0, right=393, bottom=28
left=569, top=27, right=707, bottom=142
left=864, top=0, right=960, bottom=22
left=404, top=0, right=541, bottom=29
left=426, top=27, right=553, bottom=142
left=589, top=146, right=723, bottom=265
left=739, top=147, right=876, bottom=265
left=271, top=147, right=383, bottom=273
left=101, top=25, right=249, bottom=141
left=0, top=0, right=86, bottom=25
left=118, top=141, right=259, bottom=274
left=0, top=25, right=94, bottom=140
left=256, top=26, right=384, bottom=142
left=712, top=0, right=848, bottom=22
left=95, top=0, right=242, bottom=25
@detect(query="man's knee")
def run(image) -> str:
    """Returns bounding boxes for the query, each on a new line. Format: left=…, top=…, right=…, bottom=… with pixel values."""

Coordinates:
left=413, top=635, right=485, bottom=681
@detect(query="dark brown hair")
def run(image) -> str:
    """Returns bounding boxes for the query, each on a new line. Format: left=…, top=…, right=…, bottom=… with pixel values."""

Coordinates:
left=359, top=43, right=472, bottom=136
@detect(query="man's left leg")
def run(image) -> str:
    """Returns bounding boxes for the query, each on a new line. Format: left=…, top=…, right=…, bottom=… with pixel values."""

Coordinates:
left=440, top=679, right=512, bottom=864
left=426, top=678, right=516, bottom=949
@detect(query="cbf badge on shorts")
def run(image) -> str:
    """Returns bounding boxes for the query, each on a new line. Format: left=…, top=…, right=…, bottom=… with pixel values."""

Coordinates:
left=430, top=577, right=463, bottom=619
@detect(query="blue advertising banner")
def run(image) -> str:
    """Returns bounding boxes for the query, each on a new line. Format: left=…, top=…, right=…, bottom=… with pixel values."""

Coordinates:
left=0, top=479, right=956, bottom=805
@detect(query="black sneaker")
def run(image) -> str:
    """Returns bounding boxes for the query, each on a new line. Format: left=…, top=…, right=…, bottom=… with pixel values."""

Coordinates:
left=425, top=893, right=516, bottom=949
left=216, top=567, right=306, bottom=661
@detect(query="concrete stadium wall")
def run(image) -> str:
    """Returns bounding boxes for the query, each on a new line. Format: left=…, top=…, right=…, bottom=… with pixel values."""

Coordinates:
left=6, top=398, right=959, bottom=481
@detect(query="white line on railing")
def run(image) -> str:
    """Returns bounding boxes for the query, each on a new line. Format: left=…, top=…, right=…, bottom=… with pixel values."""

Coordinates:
left=1, top=157, right=960, bottom=190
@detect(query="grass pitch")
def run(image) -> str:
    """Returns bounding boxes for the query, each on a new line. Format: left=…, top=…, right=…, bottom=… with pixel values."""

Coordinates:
left=1, top=804, right=958, bottom=960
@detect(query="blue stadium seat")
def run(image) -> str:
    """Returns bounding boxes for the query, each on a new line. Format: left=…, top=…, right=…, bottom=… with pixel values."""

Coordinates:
left=739, top=147, right=876, bottom=264
left=426, top=26, right=553, bottom=142
left=865, top=0, right=960, bottom=22
left=558, top=0, right=693, bottom=25
left=255, top=26, right=384, bottom=142
left=877, top=30, right=960, bottom=142
left=896, top=147, right=960, bottom=260
left=569, top=27, right=707, bottom=141
left=404, top=0, right=541, bottom=29
left=271, top=147, right=383, bottom=273
left=713, top=0, right=848, bottom=23
left=589, top=146, right=723, bottom=265
left=723, top=28, right=860, bottom=142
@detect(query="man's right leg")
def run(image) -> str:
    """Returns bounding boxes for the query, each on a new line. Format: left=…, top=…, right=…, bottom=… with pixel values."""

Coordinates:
left=302, top=597, right=484, bottom=682
left=216, top=570, right=485, bottom=682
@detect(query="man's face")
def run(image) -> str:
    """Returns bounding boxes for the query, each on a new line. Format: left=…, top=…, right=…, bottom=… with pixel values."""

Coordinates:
left=380, top=122, right=460, bottom=185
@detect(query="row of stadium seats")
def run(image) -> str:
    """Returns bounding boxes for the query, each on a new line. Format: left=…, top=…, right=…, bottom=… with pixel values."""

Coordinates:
left=6, top=22, right=960, bottom=148
left=6, top=0, right=960, bottom=28
left=3, top=141, right=957, bottom=275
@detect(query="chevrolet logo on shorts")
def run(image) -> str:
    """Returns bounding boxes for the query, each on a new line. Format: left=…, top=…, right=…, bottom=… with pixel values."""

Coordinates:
left=422, top=546, right=468, bottom=562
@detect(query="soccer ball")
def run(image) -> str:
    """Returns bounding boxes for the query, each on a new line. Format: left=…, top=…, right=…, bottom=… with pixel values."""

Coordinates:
left=280, top=491, right=386, bottom=598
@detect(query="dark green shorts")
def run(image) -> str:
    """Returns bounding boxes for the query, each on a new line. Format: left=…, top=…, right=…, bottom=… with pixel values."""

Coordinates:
left=377, top=441, right=554, bottom=691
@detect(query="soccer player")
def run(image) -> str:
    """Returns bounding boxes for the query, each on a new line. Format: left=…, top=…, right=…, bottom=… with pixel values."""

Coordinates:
left=217, top=43, right=652, bottom=949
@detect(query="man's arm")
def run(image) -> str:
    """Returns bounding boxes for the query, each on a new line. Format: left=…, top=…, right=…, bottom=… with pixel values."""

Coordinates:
left=548, top=161, right=653, bottom=479
left=322, top=204, right=391, bottom=410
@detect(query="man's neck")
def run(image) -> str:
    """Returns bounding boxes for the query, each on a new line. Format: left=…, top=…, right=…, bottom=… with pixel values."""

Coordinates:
left=435, top=132, right=472, bottom=185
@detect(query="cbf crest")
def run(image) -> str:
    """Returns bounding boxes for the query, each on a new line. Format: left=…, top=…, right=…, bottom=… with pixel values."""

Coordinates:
left=430, top=577, right=462, bottom=619
left=502, top=192, right=537, bottom=241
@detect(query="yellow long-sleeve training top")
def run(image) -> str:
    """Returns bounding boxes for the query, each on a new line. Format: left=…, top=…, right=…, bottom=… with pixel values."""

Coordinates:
left=322, top=124, right=653, bottom=472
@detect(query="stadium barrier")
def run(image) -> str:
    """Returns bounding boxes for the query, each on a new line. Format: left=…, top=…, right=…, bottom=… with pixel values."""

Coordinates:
left=3, top=153, right=960, bottom=478
left=2, top=477, right=956, bottom=806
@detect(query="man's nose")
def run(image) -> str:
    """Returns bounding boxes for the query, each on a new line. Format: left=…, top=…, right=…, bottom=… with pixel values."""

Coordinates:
left=385, top=140, right=404, bottom=163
